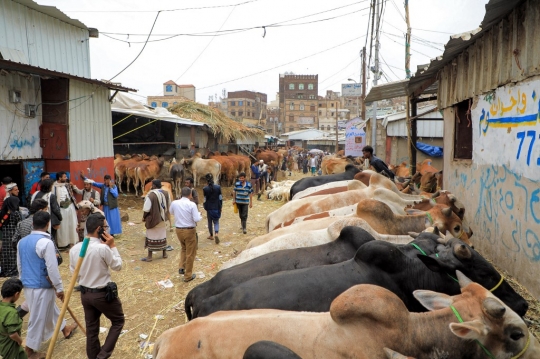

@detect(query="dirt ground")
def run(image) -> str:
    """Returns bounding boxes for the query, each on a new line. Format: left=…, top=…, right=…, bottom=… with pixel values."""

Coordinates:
left=9, top=170, right=540, bottom=358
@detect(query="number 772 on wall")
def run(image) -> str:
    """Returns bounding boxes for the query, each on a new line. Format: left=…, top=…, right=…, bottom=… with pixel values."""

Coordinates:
left=516, top=130, right=539, bottom=165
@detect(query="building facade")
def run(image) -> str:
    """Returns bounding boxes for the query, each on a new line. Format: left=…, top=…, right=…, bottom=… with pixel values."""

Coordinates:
left=225, top=90, right=267, bottom=124
left=318, top=90, right=347, bottom=132
left=279, top=74, right=318, bottom=132
left=0, top=0, right=132, bottom=201
left=148, top=81, right=196, bottom=108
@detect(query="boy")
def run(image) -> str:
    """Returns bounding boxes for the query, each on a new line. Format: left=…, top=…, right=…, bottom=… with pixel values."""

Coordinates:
left=0, top=278, right=26, bottom=359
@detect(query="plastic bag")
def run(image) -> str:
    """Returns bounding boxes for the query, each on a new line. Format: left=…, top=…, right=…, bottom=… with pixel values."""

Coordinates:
left=233, top=202, right=238, bottom=214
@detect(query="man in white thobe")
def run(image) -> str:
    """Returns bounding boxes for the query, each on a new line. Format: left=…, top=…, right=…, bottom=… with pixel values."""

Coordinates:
left=53, top=171, right=79, bottom=248
left=17, top=211, right=77, bottom=357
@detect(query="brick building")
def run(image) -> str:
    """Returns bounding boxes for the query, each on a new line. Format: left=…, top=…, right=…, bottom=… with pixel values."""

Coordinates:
left=147, top=80, right=196, bottom=108
left=279, top=74, right=318, bottom=132
left=226, top=90, right=267, bottom=123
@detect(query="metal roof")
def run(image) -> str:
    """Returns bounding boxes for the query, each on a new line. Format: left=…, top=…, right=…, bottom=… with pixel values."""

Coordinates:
left=365, top=80, right=438, bottom=103
left=12, top=0, right=88, bottom=29
left=382, top=104, right=442, bottom=127
left=0, top=59, right=136, bottom=92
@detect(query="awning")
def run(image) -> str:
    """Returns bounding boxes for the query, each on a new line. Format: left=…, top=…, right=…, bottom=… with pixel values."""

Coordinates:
left=365, top=79, right=438, bottom=103
left=0, top=59, right=136, bottom=92
left=112, top=92, right=204, bottom=127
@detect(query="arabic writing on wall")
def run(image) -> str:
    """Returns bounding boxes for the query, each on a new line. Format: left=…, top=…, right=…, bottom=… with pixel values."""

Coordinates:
left=472, top=77, right=540, bottom=180
left=345, top=118, right=366, bottom=157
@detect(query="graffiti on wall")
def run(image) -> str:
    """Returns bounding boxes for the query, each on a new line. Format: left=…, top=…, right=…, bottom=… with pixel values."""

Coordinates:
left=449, top=164, right=540, bottom=262
left=473, top=78, right=540, bottom=180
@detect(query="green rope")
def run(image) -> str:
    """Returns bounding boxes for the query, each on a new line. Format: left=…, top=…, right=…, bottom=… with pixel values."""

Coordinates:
left=450, top=306, right=496, bottom=359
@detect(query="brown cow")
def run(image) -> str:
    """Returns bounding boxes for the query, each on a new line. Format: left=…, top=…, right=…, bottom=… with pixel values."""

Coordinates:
left=417, top=158, right=439, bottom=175
left=389, top=162, right=410, bottom=177
left=207, top=153, right=236, bottom=187
left=135, top=156, right=164, bottom=196
left=114, top=154, right=142, bottom=193
left=321, top=156, right=354, bottom=175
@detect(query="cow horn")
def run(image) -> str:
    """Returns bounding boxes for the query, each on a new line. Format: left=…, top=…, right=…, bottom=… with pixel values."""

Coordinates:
left=402, top=179, right=411, bottom=187
left=442, top=207, right=453, bottom=217
left=383, top=348, right=410, bottom=359
left=408, top=232, right=420, bottom=238
left=431, top=190, right=440, bottom=198
left=456, top=270, right=473, bottom=288
left=454, top=242, right=472, bottom=259
left=433, top=226, right=440, bottom=236
left=448, top=194, right=457, bottom=203
left=483, top=298, right=506, bottom=319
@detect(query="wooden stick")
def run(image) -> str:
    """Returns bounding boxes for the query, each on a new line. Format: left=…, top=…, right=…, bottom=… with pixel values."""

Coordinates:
left=46, top=238, right=90, bottom=359
left=66, top=305, right=86, bottom=336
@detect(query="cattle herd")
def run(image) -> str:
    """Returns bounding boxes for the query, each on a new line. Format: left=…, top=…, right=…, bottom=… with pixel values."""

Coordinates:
left=144, top=153, right=540, bottom=358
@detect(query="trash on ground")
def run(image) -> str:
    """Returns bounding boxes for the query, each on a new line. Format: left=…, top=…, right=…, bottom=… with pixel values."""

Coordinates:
left=157, top=279, right=174, bottom=289
left=99, top=327, right=108, bottom=334
left=139, top=334, right=148, bottom=340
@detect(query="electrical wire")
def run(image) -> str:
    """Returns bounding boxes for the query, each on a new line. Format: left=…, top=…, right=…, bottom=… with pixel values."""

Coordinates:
left=198, top=34, right=366, bottom=90
left=61, top=0, right=261, bottom=13
left=380, top=53, right=401, bottom=79
left=389, top=0, right=405, bottom=22
left=412, top=27, right=454, bottom=35
left=108, top=11, right=161, bottom=81
left=382, top=31, right=444, bottom=51
left=381, top=32, right=432, bottom=58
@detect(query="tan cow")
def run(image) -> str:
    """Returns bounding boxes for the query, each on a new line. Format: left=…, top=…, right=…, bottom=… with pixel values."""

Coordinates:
left=207, top=152, right=237, bottom=186
left=389, top=162, right=410, bottom=177
left=384, top=349, right=415, bottom=359
left=114, top=154, right=142, bottom=193
left=321, top=156, right=354, bottom=175
left=153, top=276, right=539, bottom=359
left=180, top=153, right=221, bottom=187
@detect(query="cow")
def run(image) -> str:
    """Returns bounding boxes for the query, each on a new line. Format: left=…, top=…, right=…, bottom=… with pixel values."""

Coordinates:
left=389, top=161, right=410, bottom=177
left=142, top=181, right=174, bottom=203
left=227, top=218, right=414, bottom=268
left=135, top=157, right=165, bottom=196
left=192, top=233, right=527, bottom=320
left=187, top=226, right=379, bottom=319
left=267, top=181, right=423, bottom=231
left=169, top=159, right=184, bottom=198
left=321, top=156, right=354, bottom=175
left=180, top=153, right=221, bottom=187
left=154, top=275, right=536, bottom=359
left=384, top=349, right=414, bottom=359
left=417, top=158, right=439, bottom=175
left=291, top=180, right=355, bottom=200
left=114, top=154, right=142, bottom=193
left=207, top=152, right=237, bottom=186
left=243, top=342, right=302, bottom=359
left=289, top=164, right=361, bottom=198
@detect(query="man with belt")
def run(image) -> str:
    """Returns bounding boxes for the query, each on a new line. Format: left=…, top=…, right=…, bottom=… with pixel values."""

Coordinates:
left=85, top=174, right=122, bottom=236
left=53, top=171, right=78, bottom=249
left=169, top=187, right=201, bottom=282
left=69, top=213, right=124, bottom=359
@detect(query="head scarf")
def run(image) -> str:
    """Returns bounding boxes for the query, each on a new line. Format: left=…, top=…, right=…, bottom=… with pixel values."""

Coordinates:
left=0, top=196, right=20, bottom=225
left=5, top=183, right=17, bottom=192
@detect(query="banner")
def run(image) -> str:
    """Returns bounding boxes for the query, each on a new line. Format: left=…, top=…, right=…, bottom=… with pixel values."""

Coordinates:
left=345, top=118, right=366, bottom=157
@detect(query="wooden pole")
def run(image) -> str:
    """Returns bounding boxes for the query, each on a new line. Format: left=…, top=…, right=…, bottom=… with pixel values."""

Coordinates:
left=361, top=46, right=366, bottom=121
left=46, top=238, right=90, bottom=359
left=405, top=0, right=412, bottom=79
left=406, top=96, right=413, bottom=173
left=410, top=99, right=418, bottom=174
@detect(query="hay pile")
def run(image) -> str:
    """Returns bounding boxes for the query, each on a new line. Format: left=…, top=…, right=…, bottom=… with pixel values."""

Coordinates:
left=169, top=99, right=265, bottom=142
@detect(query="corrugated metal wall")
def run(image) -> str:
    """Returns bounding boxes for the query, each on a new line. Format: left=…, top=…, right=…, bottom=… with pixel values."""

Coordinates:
left=439, top=0, right=540, bottom=108
left=387, top=120, right=444, bottom=138
left=0, top=72, right=42, bottom=160
left=0, top=0, right=90, bottom=77
left=68, top=80, right=113, bottom=161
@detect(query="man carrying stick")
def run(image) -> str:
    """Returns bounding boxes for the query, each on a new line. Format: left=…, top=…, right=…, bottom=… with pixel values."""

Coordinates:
left=17, top=211, right=77, bottom=358
left=69, top=213, right=124, bottom=359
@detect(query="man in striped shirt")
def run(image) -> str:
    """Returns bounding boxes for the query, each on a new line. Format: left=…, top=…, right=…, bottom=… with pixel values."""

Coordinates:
left=232, top=172, right=253, bottom=234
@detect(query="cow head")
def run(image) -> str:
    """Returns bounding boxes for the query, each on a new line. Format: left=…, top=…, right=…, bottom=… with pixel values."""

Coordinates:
left=383, top=348, right=415, bottom=359
left=426, top=205, right=470, bottom=246
left=419, top=172, right=439, bottom=193
left=414, top=272, right=537, bottom=358
left=416, top=239, right=529, bottom=317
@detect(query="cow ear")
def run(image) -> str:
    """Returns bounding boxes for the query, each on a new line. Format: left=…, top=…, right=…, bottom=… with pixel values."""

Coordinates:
left=413, top=289, right=453, bottom=310
left=416, top=255, right=443, bottom=272
left=449, top=320, right=485, bottom=340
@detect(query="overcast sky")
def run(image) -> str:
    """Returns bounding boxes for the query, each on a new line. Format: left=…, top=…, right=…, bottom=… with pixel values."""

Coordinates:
left=38, top=0, right=489, bottom=105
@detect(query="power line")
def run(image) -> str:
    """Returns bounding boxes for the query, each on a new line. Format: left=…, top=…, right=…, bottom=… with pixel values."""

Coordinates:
left=412, top=27, right=454, bottom=35
left=380, top=53, right=400, bottom=79
left=61, top=0, right=261, bottom=13
left=381, top=32, right=432, bottom=58
left=381, top=31, right=444, bottom=52
left=198, top=34, right=366, bottom=90
left=108, top=11, right=161, bottom=81
left=389, top=0, right=405, bottom=22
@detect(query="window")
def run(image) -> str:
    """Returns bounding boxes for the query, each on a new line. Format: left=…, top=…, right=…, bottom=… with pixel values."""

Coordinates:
left=299, top=103, right=305, bottom=111
left=289, top=84, right=295, bottom=90
left=247, top=102, right=250, bottom=107
left=289, top=126, right=294, bottom=132
left=318, top=103, right=322, bottom=107
left=331, top=103, right=335, bottom=107
left=297, top=94, right=304, bottom=99
left=238, top=101, right=243, bottom=106
left=165, top=85, right=173, bottom=92
left=319, top=111, right=322, bottom=116
left=150, top=102, right=157, bottom=107
left=289, top=115, right=294, bottom=122
left=299, top=84, right=304, bottom=90
left=309, top=95, right=316, bottom=99
left=454, top=99, right=473, bottom=159
left=230, top=101, right=236, bottom=106
left=289, top=102, right=295, bottom=110
left=231, top=111, right=236, bottom=116
left=326, top=125, right=330, bottom=131
left=247, top=112, right=251, bottom=117
left=239, top=111, right=243, bottom=116
left=162, top=102, right=169, bottom=108
left=310, top=105, right=315, bottom=111
left=308, top=84, right=314, bottom=90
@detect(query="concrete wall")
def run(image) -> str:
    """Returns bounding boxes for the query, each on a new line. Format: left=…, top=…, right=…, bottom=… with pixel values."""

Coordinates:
left=387, top=136, right=443, bottom=171
left=442, top=78, right=540, bottom=299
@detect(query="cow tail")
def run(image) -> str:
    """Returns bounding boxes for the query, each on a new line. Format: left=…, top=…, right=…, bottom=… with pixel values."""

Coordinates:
left=185, top=292, right=193, bottom=320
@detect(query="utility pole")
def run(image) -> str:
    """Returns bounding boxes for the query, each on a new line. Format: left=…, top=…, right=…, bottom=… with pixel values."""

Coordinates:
left=361, top=46, right=366, bottom=121
left=371, top=0, right=380, bottom=151
left=405, top=0, right=412, bottom=79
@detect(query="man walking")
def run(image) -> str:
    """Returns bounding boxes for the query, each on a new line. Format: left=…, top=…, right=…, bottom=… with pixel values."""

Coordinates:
left=70, top=213, right=124, bottom=359
left=17, top=211, right=77, bottom=358
left=250, top=160, right=260, bottom=201
left=141, top=180, right=170, bottom=262
left=86, top=174, right=122, bottom=236
left=183, top=178, right=199, bottom=206
left=72, top=179, right=101, bottom=207
left=233, top=172, right=253, bottom=234
left=202, top=173, right=222, bottom=244
left=257, top=160, right=268, bottom=198
left=309, top=155, right=317, bottom=176
left=169, top=187, right=201, bottom=282
left=53, top=172, right=78, bottom=249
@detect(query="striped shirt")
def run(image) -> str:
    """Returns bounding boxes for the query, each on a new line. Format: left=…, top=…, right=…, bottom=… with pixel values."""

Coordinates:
left=233, top=180, right=253, bottom=204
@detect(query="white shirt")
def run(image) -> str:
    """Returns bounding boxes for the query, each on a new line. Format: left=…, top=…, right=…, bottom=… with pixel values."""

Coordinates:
left=310, top=158, right=317, bottom=167
left=69, top=237, right=122, bottom=289
left=16, top=230, right=63, bottom=292
left=169, top=198, right=202, bottom=228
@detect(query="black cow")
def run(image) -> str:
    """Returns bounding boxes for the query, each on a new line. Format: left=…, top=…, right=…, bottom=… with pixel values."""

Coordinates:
left=194, top=235, right=528, bottom=319
left=289, top=164, right=360, bottom=198
left=243, top=341, right=302, bottom=359
left=185, top=226, right=376, bottom=320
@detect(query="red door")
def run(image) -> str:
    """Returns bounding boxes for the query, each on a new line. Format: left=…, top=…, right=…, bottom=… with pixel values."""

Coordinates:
left=40, top=123, right=68, bottom=159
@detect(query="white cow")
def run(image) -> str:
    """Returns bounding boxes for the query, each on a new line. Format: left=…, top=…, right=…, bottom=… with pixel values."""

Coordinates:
left=180, top=154, right=221, bottom=187
left=221, top=218, right=412, bottom=270
left=291, top=180, right=356, bottom=200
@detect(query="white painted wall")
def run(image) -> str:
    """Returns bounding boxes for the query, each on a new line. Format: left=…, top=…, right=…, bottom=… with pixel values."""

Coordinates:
left=0, top=72, right=42, bottom=160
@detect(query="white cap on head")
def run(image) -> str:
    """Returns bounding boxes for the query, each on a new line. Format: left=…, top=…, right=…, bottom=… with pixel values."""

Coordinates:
left=259, top=160, right=264, bottom=163
left=83, top=179, right=92, bottom=184
left=6, top=183, right=17, bottom=191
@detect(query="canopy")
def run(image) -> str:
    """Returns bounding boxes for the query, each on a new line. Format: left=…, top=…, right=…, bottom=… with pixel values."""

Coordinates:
left=111, top=93, right=204, bottom=127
